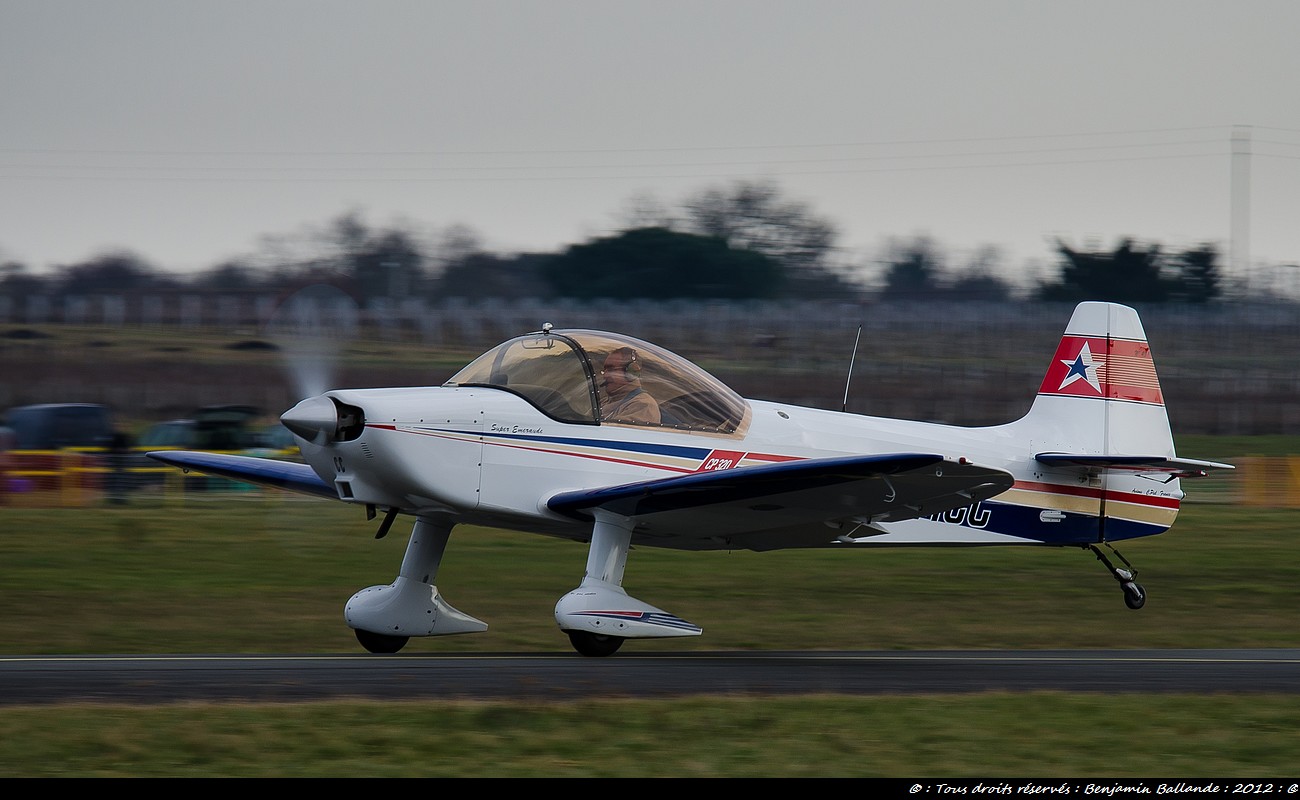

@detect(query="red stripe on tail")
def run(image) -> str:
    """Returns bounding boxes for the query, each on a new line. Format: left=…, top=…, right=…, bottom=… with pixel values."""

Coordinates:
left=1039, top=335, right=1163, bottom=405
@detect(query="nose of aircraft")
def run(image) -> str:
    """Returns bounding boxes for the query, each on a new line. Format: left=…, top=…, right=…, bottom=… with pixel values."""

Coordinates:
left=281, top=395, right=340, bottom=444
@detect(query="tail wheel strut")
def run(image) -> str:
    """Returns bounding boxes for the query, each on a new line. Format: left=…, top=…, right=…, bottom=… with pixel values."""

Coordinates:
left=1088, top=543, right=1147, bottom=610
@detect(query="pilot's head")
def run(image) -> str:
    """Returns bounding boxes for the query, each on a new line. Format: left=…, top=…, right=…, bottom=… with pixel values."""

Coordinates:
left=601, top=347, right=642, bottom=399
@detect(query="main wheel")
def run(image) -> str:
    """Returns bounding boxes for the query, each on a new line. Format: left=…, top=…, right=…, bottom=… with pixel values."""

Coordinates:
left=567, top=630, right=625, bottom=657
left=1123, top=583, right=1147, bottom=610
left=355, top=628, right=409, bottom=654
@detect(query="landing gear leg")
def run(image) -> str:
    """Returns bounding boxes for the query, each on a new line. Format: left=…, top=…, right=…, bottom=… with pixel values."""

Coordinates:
left=554, top=510, right=702, bottom=656
left=1089, top=543, right=1147, bottom=610
left=345, top=515, right=487, bottom=653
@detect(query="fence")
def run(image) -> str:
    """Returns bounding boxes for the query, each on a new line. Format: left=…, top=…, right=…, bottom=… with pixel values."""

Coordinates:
left=3, top=296, right=1300, bottom=433
left=3, top=292, right=1299, bottom=345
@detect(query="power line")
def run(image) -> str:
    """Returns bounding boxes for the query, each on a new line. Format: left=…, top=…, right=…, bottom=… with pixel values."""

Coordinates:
left=0, top=151, right=1227, bottom=184
left=0, top=141, right=1231, bottom=184
left=0, top=125, right=1234, bottom=159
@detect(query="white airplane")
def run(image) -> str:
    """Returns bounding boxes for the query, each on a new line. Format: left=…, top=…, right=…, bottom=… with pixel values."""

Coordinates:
left=150, top=301, right=1233, bottom=657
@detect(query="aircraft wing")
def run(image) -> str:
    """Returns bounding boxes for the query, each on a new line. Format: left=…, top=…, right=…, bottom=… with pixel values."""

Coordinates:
left=546, top=453, right=1013, bottom=546
left=146, top=450, right=336, bottom=499
left=1035, top=452, right=1235, bottom=478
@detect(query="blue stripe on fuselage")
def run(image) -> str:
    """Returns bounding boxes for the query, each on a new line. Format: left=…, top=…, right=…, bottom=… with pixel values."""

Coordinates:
left=418, top=426, right=718, bottom=460
left=935, top=499, right=1167, bottom=544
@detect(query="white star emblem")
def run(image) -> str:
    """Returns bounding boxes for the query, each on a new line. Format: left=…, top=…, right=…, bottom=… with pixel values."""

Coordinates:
left=1059, top=342, right=1103, bottom=394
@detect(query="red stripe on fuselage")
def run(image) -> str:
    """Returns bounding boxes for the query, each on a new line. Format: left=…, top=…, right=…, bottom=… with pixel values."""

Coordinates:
left=371, top=424, right=801, bottom=475
left=1012, top=479, right=1180, bottom=509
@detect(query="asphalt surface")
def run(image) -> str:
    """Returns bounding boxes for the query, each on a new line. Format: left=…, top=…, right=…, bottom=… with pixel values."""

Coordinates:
left=2, top=649, right=1298, bottom=705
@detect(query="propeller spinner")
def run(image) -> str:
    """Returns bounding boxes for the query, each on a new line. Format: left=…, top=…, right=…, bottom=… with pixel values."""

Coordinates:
left=281, top=396, right=365, bottom=445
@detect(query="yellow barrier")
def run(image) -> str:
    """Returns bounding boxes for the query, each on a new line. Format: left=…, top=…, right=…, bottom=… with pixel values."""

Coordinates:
left=0, top=447, right=299, bottom=507
left=1238, top=456, right=1300, bottom=509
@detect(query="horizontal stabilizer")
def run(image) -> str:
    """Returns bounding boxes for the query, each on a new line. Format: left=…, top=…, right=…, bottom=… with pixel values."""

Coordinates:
left=547, top=453, right=1014, bottom=541
left=147, top=450, right=336, bottom=499
left=1035, top=452, right=1235, bottom=478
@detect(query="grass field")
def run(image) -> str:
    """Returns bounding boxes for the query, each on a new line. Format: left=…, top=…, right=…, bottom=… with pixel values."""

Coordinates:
left=0, top=500, right=1297, bottom=654
left=1, top=498, right=1298, bottom=776
left=3, top=695, right=1298, bottom=777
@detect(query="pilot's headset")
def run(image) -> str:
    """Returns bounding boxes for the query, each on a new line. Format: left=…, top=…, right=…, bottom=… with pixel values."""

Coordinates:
left=624, top=348, right=642, bottom=376
left=609, top=346, right=642, bottom=377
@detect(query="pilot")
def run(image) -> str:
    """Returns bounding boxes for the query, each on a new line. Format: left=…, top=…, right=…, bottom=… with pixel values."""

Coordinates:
left=599, top=347, right=660, bottom=424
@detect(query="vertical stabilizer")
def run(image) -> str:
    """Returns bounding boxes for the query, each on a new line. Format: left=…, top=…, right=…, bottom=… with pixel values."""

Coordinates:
left=1024, top=302, right=1175, bottom=459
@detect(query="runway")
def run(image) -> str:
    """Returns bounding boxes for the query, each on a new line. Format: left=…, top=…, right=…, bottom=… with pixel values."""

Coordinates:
left=2, top=649, right=1299, bottom=705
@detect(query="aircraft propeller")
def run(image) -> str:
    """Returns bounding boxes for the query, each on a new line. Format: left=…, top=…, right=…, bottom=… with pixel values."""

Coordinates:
left=265, top=283, right=359, bottom=404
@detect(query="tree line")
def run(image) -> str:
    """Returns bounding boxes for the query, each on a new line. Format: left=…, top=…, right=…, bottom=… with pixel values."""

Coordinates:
left=1, top=180, right=1234, bottom=306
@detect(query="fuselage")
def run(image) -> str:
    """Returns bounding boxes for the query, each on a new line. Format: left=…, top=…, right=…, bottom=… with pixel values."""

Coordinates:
left=295, top=384, right=1183, bottom=550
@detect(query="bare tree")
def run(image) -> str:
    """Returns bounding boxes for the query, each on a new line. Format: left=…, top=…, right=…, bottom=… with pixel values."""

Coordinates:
left=680, top=180, right=837, bottom=273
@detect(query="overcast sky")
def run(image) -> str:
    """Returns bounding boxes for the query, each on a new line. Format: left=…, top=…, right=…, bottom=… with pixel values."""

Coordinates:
left=3, top=0, right=1298, bottom=289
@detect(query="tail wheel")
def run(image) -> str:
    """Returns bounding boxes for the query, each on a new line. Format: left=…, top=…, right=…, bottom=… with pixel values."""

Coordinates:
left=355, top=628, right=409, bottom=654
left=1090, top=544, right=1148, bottom=610
left=567, top=630, right=625, bottom=657
left=1123, top=583, right=1147, bottom=610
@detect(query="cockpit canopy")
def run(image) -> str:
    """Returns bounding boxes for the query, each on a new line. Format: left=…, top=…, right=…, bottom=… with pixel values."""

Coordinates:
left=445, top=329, right=748, bottom=434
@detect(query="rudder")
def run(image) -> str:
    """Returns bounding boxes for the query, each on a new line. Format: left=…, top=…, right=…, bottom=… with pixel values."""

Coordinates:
left=1024, top=301, right=1175, bottom=459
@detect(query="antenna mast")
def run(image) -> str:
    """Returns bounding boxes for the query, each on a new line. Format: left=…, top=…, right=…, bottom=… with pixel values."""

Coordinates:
left=841, top=325, right=862, bottom=413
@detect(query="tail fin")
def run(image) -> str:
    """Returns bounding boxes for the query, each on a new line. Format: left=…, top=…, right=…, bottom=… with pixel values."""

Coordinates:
left=1014, top=303, right=1230, bottom=545
left=1023, top=301, right=1174, bottom=458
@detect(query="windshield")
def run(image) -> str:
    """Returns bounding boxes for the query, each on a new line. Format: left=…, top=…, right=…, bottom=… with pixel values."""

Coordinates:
left=446, top=329, right=748, bottom=434
left=446, top=332, right=596, bottom=423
